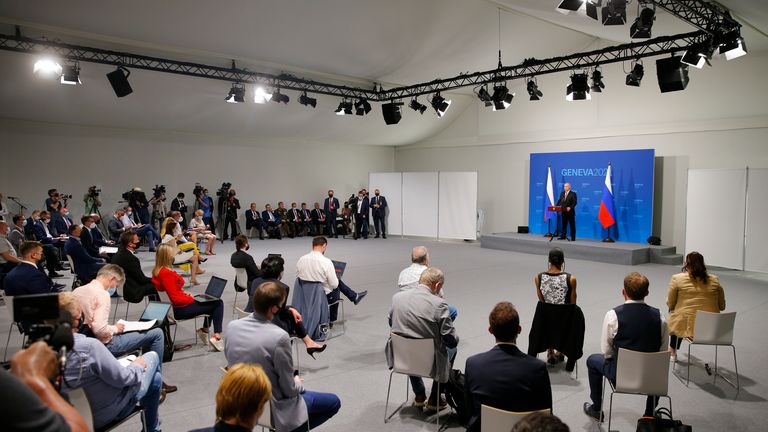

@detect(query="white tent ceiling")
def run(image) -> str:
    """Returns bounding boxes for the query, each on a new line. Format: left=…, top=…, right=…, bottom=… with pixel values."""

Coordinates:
left=0, top=0, right=765, bottom=146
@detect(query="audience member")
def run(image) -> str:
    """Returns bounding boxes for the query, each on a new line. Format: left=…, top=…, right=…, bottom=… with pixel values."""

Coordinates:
left=275, top=201, right=290, bottom=238
left=387, top=267, right=458, bottom=411
left=152, top=244, right=224, bottom=351
left=79, top=215, right=109, bottom=261
left=225, top=281, right=341, bottom=432
left=230, top=234, right=261, bottom=292
left=32, top=210, right=66, bottom=278
left=352, top=190, right=369, bottom=240
left=299, top=203, right=312, bottom=236
left=170, top=192, right=189, bottom=230
left=190, top=209, right=217, bottom=255
left=464, top=302, right=552, bottom=431
left=3, top=241, right=59, bottom=296
left=120, top=206, right=159, bottom=251
left=0, top=192, right=7, bottom=221
left=51, top=207, right=75, bottom=237
left=397, top=246, right=458, bottom=321
left=190, top=363, right=272, bottom=432
left=584, top=272, right=668, bottom=421
left=534, top=248, right=577, bottom=365
left=323, top=190, right=339, bottom=238
left=667, top=251, right=726, bottom=362
left=64, top=224, right=105, bottom=283
left=0, top=220, right=22, bottom=273
left=165, top=213, right=203, bottom=255
left=24, top=210, right=40, bottom=240
left=88, top=213, right=114, bottom=247
left=511, top=412, right=570, bottom=432
left=244, top=202, right=265, bottom=240
left=9, top=214, right=27, bottom=254
left=296, top=236, right=368, bottom=323
left=261, top=204, right=282, bottom=239
left=370, top=188, right=387, bottom=238
left=311, top=202, right=326, bottom=236
left=287, top=202, right=302, bottom=238
left=60, top=292, right=163, bottom=432
left=160, top=219, right=204, bottom=285
left=112, top=231, right=159, bottom=303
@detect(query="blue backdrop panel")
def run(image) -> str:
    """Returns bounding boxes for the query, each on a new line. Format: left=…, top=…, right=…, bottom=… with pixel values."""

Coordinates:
left=528, top=149, right=655, bottom=243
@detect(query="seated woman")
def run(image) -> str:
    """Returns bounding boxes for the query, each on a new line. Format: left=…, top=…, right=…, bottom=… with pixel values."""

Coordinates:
left=152, top=244, right=224, bottom=351
left=667, top=251, right=726, bottom=362
left=190, top=209, right=217, bottom=255
left=160, top=220, right=204, bottom=285
left=160, top=216, right=203, bottom=259
left=534, top=248, right=577, bottom=365
left=245, top=255, right=326, bottom=357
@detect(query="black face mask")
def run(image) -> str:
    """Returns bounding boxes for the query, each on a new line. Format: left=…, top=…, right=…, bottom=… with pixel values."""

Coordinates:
left=245, top=245, right=250, bottom=251
left=76, top=313, right=87, bottom=333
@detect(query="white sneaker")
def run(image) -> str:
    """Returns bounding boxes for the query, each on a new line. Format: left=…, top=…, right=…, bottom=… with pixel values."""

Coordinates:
left=209, top=337, right=224, bottom=352
left=196, top=329, right=209, bottom=345
left=670, top=354, right=677, bottom=363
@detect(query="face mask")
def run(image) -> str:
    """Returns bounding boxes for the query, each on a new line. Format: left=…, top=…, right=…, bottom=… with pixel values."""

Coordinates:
left=89, top=223, right=96, bottom=229
left=107, top=287, right=117, bottom=296
left=178, top=216, right=184, bottom=222
left=33, top=215, right=40, bottom=220
left=127, top=212, right=132, bottom=217
left=22, top=219, right=28, bottom=227
left=65, top=212, right=71, bottom=217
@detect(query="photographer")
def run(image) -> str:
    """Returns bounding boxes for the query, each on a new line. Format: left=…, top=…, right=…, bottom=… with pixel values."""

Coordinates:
left=222, top=189, right=240, bottom=241
left=1, top=341, right=89, bottom=432
left=127, top=187, right=150, bottom=225
left=83, top=186, right=102, bottom=215
left=149, top=185, right=167, bottom=231
left=45, top=189, right=63, bottom=214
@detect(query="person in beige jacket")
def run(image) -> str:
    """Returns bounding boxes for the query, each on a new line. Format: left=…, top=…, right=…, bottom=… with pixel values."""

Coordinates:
left=667, top=252, right=726, bottom=362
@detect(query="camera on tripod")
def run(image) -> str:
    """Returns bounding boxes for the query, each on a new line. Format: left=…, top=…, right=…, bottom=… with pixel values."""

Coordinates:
left=193, top=183, right=204, bottom=199
left=216, top=182, right=232, bottom=197
left=14, top=294, right=74, bottom=353
left=87, top=186, right=101, bottom=197
left=153, top=184, right=167, bottom=200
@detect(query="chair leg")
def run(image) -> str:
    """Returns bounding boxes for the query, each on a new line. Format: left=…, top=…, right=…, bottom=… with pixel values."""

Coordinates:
left=599, top=376, right=606, bottom=424
left=384, top=371, right=394, bottom=423
left=713, top=345, right=719, bottom=384
left=607, top=391, right=615, bottom=432
left=732, top=345, right=740, bottom=391
left=686, top=342, right=692, bottom=387
left=3, top=323, right=14, bottom=361
left=435, top=381, right=440, bottom=430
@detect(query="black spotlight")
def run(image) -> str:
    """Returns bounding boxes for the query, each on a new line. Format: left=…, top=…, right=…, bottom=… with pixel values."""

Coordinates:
left=298, top=91, right=317, bottom=108
left=719, top=30, right=747, bottom=61
left=566, top=73, right=591, bottom=101
left=225, top=83, right=246, bottom=103
left=682, top=41, right=714, bottom=69
left=586, top=0, right=600, bottom=20
left=602, top=0, right=627, bottom=25
left=382, top=102, right=404, bottom=125
left=557, top=0, right=584, bottom=12
left=630, top=4, right=655, bottom=38
left=491, top=85, right=514, bottom=111
left=106, top=66, right=133, bottom=98
left=409, top=99, right=427, bottom=114
left=527, top=79, right=543, bottom=101
left=354, top=98, right=372, bottom=116
left=335, top=100, right=353, bottom=116
left=476, top=85, right=493, bottom=107
left=656, top=55, right=689, bottom=93
left=590, top=69, right=605, bottom=93
left=60, top=62, right=81, bottom=85
left=430, top=93, right=451, bottom=117
left=625, top=62, right=644, bottom=87
left=271, top=89, right=290, bottom=104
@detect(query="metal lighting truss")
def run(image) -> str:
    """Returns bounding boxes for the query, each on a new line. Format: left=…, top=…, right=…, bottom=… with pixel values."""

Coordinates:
left=0, top=0, right=740, bottom=102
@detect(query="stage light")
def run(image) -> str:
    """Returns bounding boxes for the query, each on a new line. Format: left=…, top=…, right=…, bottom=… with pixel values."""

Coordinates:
left=476, top=85, right=493, bottom=107
left=527, top=79, right=543, bottom=101
left=656, top=55, right=689, bottom=93
left=630, top=4, right=655, bottom=38
left=335, top=100, right=353, bottom=116
left=60, top=62, right=81, bottom=85
left=430, top=92, right=451, bottom=117
left=225, top=83, right=246, bottom=103
left=33, top=58, right=62, bottom=79
left=557, top=0, right=584, bottom=13
left=253, top=86, right=272, bottom=104
left=586, top=0, right=600, bottom=20
left=681, top=42, right=713, bottom=69
left=299, top=91, right=317, bottom=108
left=409, top=98, right=427, bottom=114
left=382, top=102, right=404, bottom=125
left=625, top=61, right=644, bottom=87
left=566, top=73, right=590, bottom=101
left=106, top=66, right=133, bottom=97
left=590, top=69, right=605, bottom=93
left=354, top=98, right=371, bottom=116
left=271, top=89, right=290, bottom=104
left=491, top=84, right=514, bottom=111
left=719, top=31, right=747, bottom=61
left=602, top=0, right=627, bottom=26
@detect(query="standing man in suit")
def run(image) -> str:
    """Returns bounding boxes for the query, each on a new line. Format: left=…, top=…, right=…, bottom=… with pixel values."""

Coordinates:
left=225, top=281, right=341, bottom=432
left=311, top=202, right=326, bottom=236
left=557, top=182, right=577, bottom=241
left=245, top=203, right=265, bottom=240
left=464, top=302, right=552, bottom=431
left=170, top=193, right=188, bottom=230
left=261, top=204, right=282, bottom=240
left=353, top=191, right=370, bottom=240
left=64, top=225, right=105, bottom=284
left=323, top=190, right=339, bottom=239
left=370, top=189, right=388, bottom=239
left=222, top=190, right=241, bottom=241
left=111, top=231, right=158, bottom=303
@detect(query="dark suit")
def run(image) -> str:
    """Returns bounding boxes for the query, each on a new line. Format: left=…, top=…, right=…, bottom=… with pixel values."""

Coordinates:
left=91, top=225, right=109, bottom=247
left=370, top=195, right=387, bottom=237
left=464, top=344, right=552, bottom=432
left=64, top=237, right=103, bottom=283
left=107, top=216, right=125, bottom=242
left=111, top=247, right=157, bottom=303
left=287, top=208, right=302, bottom=237
left=557, top=190, right=577, bottom=240
left=80, top=228, right=102, bottom=259
left=353, top=197, right=369, bottom=239
left=51, top=214, right=74, bottom=237
left=310, top=208, right=325, bottom=236
left=261, top=210, right=282, bottom=239
left=3, top=262, right=55, bottom=296
left=32, top=220, right=63, bottom=274
left=323, top=197, right=339, bottom=237
left=170, top=198, right=188, bottom=230
left=299, top=208, right=312, bottom=236
left=244, top=209, right=264, bottom=239
left=230, top=250, right=261, bottom=292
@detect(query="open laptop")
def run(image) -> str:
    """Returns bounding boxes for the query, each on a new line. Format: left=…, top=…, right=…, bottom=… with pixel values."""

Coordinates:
left=194, top=276, right=227, bottom=302
left=139, top=302, right=172, bottom=325
left=332, top=260, right=346, bottom=278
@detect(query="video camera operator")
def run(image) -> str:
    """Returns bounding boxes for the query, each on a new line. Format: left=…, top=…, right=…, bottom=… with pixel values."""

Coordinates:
left=125, top=187, right=150, bottom=225
left=83, top=186, right=102, bottom=215
left=222, top=188, right=240, bottom=241
left=149, top=185, right=167, bottom=231
left=45, top=189, right=71, bottom=214
left=194, top=184, right=215, bottom=229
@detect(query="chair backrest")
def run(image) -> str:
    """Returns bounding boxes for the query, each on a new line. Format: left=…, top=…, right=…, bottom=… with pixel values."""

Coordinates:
left=234, top=268, right=248, bottom=292
left=66, top=254, right=77, bottom=275
left=480, top=405, right=550, bottom=432
left=68, top=388, right=95, bottom=432
left=615, top=348, right=670, bottom=396
left=234, top=307, right=250, bottom=319
left=257, top=400, right=273, bottom=429
left=693, top=311, right=736, bottom=346
left=390, top=333, right=435, bottom=378
left=156, top=290, right=176, bottom=320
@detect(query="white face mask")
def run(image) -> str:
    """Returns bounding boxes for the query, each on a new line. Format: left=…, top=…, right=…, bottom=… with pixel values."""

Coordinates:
left=22, top=219, right=28, bottom=227
left=178, top=216, right=184, bottom=222
left=89, top=223, right=96, bottom=229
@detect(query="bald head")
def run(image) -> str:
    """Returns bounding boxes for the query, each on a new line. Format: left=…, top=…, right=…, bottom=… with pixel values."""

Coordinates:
left=411, top=246, right=429, bottom=265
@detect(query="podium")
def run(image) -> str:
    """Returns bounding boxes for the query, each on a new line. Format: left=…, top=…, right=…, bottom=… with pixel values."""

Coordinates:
left=546, top=206, right=566, bottom=242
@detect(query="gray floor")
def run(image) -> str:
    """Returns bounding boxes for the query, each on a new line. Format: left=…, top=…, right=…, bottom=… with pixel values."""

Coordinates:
left=3, top=236, right=767, bottom=431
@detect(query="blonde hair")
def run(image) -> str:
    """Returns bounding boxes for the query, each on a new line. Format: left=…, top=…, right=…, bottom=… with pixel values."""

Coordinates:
left=59, top=292, right=80, bottom=319
left=195, top=209, right=204, bottom=217
left=160, top=217, right=175, bottom=238
left=152, top=244, right=176, bottom=277
left=216, top=363, right=272, bottom=425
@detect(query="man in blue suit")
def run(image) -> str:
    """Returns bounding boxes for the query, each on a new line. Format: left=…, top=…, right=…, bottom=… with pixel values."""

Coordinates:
left=261, top=204, right=282, bottom=239
left=323, top=190, right=340, bottom=238
left=370, top=189, right=388, bottom=239
left=32, top=211, right=65, bottom=278
left=51, top=207, right=75, bottom=237
left=4, top=241, right=59, bottom=296
left=352, top=191, right=369, bottom=240
left=64, top=225, right=105, bottom=284
left=464, top=302, right=552, bottom=432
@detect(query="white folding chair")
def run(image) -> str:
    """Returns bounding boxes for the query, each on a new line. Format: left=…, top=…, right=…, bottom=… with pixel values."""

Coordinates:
left=2, top=295, right=27, bottom=361
left=66, top=254, right=82, bottom=289
left=233, top=267, right=248, bottom=317
left=480, top=405, right=551, bottom=432
left=69, top=387, right=146, bottom=432
left=384, top=333, right=443, bottom=429
left=156, top=290, right=209, bottom=346
left=683, top=311, right=739, bottom=390
left=326, top=298, right=345, bottom=339
left=602, top=348, right=672, bottom=431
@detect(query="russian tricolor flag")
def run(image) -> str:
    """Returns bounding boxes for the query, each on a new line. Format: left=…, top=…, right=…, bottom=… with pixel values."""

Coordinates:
left=598, top=164, right=616, bottom=228
left=544, top=165, right=556, bottom=221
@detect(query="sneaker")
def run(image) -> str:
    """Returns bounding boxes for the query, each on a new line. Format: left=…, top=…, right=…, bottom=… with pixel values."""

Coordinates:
left=425, top=395, right=448, bottom=412
left=412, top=394, right=427, bottom=408
left=583, top=403, right=604, bottom=422
left=670, top=354, right=677, bottom=363
left=209, top=337, right=224, bottom=352
left=196, top=329, right=209, bottom=345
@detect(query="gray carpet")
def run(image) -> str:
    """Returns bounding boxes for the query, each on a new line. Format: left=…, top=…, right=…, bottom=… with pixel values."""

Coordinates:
left=3, top=236, right=767, bottom=431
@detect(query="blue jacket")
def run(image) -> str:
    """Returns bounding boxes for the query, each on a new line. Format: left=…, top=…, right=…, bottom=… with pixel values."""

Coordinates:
left=64, top=237, right=102, bottom=282
left=33, top=220, right=57, bottom=244
left=370, top=195, right=388, bottom=216
left=261, top=210, right=281, bottom=225
left=52, top=214, right=74, bottom=236
left=3, top=262, right=53, bottom=296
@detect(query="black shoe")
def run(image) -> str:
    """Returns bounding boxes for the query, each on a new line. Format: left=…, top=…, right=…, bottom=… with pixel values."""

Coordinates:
left=199, top=257, right=208, bottom=263
left=425, top=395, right=448, bottom=412
left=571, top=238, right=576, bottom=241
left=583, top=403, right=604, bottom=422
left=160, top=389, right=167, bottom=405
left=49, top=272, right=64, bottom=278
left=557, top=236, right=567, bottom=240
left=375, top=234, right=380, bottom=238
left=162, top=382, right=178, bottom=393
left=259, top=236, right=265, bottom=240
left=382, top=235, right=386, bottom=239
left=306, top=344, right=327, bottom=359
left=334, top=235, right=339, bottom=238
left=354, top=290, right=368, bottom=305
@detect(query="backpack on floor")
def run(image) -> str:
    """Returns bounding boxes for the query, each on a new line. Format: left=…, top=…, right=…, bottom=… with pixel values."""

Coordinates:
left=444, top=369, right=469, bottom=427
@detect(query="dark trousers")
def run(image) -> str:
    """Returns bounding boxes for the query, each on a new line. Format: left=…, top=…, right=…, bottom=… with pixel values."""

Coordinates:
left=354, top=214, right=368, bottom=238
left=587, top=354, right=658, bottom=416
left=326, top=212, right=336, bottom=236
left=274, top=307, right=308, bottom=339
left=291, top=391, right=341, bottom=432
left=223, top=216, right=238, bottom=240
left=264, top=221, right=282, bottom=239
left=670, top=335, right=684, bottom=350
left=246, top=220, right=264, bottom=239
left=373, top=212, right=385, bottom=235
left=41, top=244, right=60, bottom=274
left=174, top=299, right=224, bottom=333
left=410, top=347, right=457, bottom=398
left=562, top=211, right=576, bottom=240
left=326, top=280, right=358, bottom=322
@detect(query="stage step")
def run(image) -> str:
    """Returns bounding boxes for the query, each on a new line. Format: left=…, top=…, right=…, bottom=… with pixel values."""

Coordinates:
left=649, top=245, right=684, bottom=265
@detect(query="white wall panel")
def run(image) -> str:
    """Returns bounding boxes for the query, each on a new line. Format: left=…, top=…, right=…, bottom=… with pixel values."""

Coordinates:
left=438, top=172, right=477, bottom=240
left=402, top=172, right=438, bottom=237
left=746, top=168, right=768, bottom=273
left=368, top=172, right=402, bottom=236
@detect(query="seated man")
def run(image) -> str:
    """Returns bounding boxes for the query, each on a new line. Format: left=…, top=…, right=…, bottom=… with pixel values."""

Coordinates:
left=287, top=202, right=302, bottom=238
left=244, top=202, right=265, bottom=240
left=32, top=210, right=65, bottom=278
left=89, top=213, right=114, bottom=247
left=120, top=206, right=159, bottom=252
left=3, top=241, right=60, bottom=296
left=225, top=281, right=341, bottom=432
left=387, top=267, right=458, bottom=411
left=111, top=231, right=158, bottom=303
left=299, top=203, right=312, bottom=237
left=51, top=207, right=74, bottom=237
left=64, top=224, right=105, bottom=284
left=79, top=215, right=110, bottom=261
left=275, top=202, right=291, bottom=238
left=261, top=204, right=282, bottom=239
left=230, top=234, right=261, bottom=293
left=8, top=214, right=27, bottom=255
left=464, top=302, right=552, bottom=431
left=583, top=272, right=669, bottom=421
left=310, top=202, right=326, bottom=236
left=107, top=208, right=128, bottom=242
left=0, top=221, right=22, bottom=273
left=397, top=246, right=458, bottom=321
left=59, top=292, right=163, bottom=432
left=296, top=236, right=367, bottom=323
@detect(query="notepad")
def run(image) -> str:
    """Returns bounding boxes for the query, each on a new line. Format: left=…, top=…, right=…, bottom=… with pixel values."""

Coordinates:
left=118, top=354, right=137, bottom=367
left=99, top=246, right=118, bottom=254
left=116, top=319, right=156, bottom=332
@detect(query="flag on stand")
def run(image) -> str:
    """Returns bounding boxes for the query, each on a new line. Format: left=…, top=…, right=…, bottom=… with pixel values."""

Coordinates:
left=544, top=165, right=556, bottom=221
left=598, top=164, right=616, bottom=228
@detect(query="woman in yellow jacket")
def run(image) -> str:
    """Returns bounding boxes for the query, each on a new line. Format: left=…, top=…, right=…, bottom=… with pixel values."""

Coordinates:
left=667, top=252, right=726, bottom=362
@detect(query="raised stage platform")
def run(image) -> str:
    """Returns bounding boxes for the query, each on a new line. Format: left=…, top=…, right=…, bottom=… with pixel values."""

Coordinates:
left=480, top=233, right=683, bottom=266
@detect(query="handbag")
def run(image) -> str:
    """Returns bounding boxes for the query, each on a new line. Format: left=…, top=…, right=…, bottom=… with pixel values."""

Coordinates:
left=636, top=407, right=692, bottom=432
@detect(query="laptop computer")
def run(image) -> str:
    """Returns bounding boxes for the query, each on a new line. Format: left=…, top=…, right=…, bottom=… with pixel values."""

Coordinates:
left=194, top=276, right=227, bottom=302
left=139, top=302, right=172, bottom=325
left=332, top=260, right=346, bottom=278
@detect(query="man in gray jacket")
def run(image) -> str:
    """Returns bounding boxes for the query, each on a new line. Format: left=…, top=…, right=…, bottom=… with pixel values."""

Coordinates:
left=225, top=281, right=341, bottom=432
left=387, top=267, right=458, bottom=411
